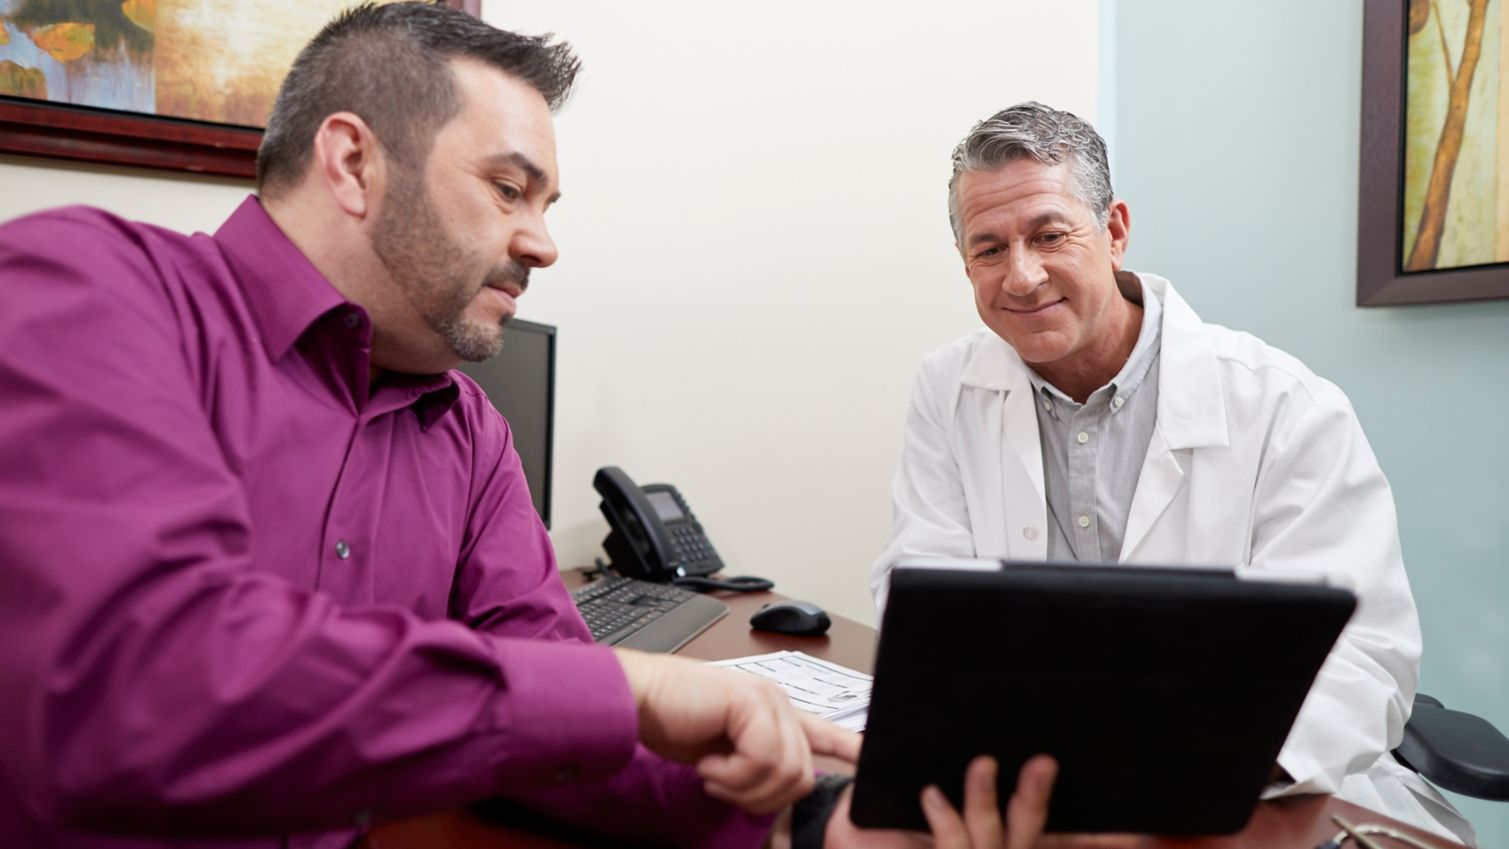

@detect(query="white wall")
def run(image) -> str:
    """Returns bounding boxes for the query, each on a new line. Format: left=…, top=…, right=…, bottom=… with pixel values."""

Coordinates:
left=0, top=2, right=1101, bottom=626
left=0, top=155, right=248, bottom=235
left=485, top=1, right=1101, bottom=625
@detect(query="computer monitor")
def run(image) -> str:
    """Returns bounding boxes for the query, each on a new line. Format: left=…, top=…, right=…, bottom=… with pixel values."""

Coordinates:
left=457, top=319, right=556, bottom=528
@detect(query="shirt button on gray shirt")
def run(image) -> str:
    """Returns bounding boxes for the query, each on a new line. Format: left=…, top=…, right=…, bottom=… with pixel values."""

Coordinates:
left=1029, top=282, right=1163, bottom=563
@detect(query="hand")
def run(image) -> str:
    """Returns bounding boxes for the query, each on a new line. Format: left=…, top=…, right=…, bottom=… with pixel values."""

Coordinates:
left=614, top=648, right=862, bottom=814
left=824, top=755, right=1144, bottom=849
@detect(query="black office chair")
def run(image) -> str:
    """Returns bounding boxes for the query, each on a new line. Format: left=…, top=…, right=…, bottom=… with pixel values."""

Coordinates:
left=1393, top=694, right=1509, bottom=801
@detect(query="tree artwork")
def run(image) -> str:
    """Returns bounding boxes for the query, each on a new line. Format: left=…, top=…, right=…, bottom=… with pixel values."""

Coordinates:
left=1401, top=0, right=1505, bottom=273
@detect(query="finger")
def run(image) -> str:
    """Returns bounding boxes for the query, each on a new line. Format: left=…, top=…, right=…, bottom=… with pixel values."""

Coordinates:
left=701, top=774, right=797, bottom=815
left=698, top=685, right=813, bottom=813
left=799, top=712, right=863, bottom=764
left=963, top=755, right=1003, bottom=848
left=697, top=751, right=778, bottom=808
left=920, top=784, right=968, bottom=848
left=777, top=683, right=816, bottom=796
left=731, top=683, right=813, bottom=812
left=695, top=681, right=783, bottom=793
left=1005, top=755, right=1057, bottom=849
left=701, top=766, right=812, bottom=816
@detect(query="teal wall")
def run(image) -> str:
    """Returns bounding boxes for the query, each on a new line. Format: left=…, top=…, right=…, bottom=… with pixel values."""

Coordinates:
left=1112, top=2, right=1509, bottom=844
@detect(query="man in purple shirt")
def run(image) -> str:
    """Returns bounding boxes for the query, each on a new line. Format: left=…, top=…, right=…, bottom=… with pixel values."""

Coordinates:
left=0, top=4, right=1053, bottom=848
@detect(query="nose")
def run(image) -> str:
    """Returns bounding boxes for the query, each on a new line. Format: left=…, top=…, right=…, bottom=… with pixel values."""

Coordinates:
left=1000, top=249, right=1046, bottom=297
left=511, top=212, right=558, bottom=269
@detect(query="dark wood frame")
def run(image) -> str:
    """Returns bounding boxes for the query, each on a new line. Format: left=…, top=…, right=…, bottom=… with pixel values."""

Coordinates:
left=1357, top=0, right=1509, bottom=305
left=0, top=0, right=480, bottom=180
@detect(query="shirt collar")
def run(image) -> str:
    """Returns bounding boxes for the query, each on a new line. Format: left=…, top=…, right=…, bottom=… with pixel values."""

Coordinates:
left=1026, top=270, right=1163, bottom=409
left=383, top=370, right=463, bottom=430
left=215, top=195, right=347, bottom=362
left=215, top=195, right=462, bottom=426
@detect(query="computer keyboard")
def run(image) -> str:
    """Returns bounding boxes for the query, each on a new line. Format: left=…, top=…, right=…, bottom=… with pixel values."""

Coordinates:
left=571, top=575, right=730, bottom=653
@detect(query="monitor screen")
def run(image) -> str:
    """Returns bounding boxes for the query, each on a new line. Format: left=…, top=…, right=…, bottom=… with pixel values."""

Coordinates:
left=457, top=319, right=555, bottom=528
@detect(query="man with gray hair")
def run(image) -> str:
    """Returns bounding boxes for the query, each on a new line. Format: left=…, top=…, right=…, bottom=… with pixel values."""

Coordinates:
left=870, top=102, right=1473, bottom=845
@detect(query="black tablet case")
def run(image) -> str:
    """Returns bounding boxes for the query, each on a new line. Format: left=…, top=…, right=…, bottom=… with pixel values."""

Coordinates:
left=849, top=562, right=1356, bottom=835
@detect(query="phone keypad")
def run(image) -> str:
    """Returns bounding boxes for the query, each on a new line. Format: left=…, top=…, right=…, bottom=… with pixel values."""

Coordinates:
left=667, top=519, right=720, bottom=571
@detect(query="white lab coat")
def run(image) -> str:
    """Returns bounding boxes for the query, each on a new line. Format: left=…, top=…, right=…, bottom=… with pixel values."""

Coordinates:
left=872, top=274, right=1472, bottom=845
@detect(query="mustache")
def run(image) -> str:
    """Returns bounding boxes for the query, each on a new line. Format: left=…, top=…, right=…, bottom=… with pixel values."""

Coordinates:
left=486, top=262, right=530, bottom=293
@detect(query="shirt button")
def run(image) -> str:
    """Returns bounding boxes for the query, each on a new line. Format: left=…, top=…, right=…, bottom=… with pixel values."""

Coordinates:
left=1076, top=431, right=1090, bottom=444
left=343, top=312, right=361, bottom=329
left=1042, top=400, right=1053, bottom=412
left=1023, top=526, right=1039, bottom=541
left=1077, top=515, right=1091, bottom=528
left=1112, top=396, right=1125, bottom=410
left=334, top=540, right=351, bottom=559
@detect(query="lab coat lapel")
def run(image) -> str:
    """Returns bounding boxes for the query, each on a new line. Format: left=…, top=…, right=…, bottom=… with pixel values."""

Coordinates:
left=1120, top=276, right=1229, bottom=561
left=1001, top=372, right=1047, bottom=559
left=1121, top=426, right=1184, bottom=560
left=959, top=335, right=1047, bottom=560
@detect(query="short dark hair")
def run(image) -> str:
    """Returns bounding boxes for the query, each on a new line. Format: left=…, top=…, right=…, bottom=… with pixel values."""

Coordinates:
left=256, top=2, right=579, bottom=194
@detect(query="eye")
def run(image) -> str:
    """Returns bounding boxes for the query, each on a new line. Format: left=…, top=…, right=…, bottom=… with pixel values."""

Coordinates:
left=974, top=245, right=1003, bottom=260
left=493, top=182, right=522, bottom=202
left=1037, top=232, right=1066, bottom=246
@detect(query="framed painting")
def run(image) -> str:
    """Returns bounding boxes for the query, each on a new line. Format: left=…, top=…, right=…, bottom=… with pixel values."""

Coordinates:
left=0, top=0, right=479, bottom=179
left=1358, top=0, right=1509, bottom=305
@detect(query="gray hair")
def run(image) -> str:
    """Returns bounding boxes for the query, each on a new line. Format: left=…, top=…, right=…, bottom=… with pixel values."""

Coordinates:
left=946, top=102, right=1113, bottom=242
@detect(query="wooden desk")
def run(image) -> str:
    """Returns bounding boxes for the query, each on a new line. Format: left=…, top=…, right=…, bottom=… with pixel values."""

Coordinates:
left=364, top=577, right=1457, bottom=849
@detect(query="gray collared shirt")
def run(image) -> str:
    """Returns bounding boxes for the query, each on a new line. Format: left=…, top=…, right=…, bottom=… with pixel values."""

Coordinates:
left=1028, top=275, right=1162, bottom=562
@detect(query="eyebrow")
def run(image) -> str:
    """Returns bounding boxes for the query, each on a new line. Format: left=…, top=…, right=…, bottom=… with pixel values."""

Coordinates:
left=966, top=211, right=1073, bottom=247
left=483, top=151, right=561, bottom=204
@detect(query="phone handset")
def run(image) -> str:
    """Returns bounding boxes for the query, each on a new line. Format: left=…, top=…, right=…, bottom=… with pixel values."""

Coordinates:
left=594, top=466, right=683, bottom=579
left=593, top=466, right=772, bottom=592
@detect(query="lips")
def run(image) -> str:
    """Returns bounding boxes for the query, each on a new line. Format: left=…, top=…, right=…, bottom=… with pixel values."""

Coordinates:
left=1002, top=298, right=1064, bottom=315
left=484, top=285, right=518, bottom=314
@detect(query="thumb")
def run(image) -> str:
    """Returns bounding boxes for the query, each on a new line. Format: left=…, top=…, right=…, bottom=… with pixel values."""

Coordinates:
left=798, top=713, right=862, bottom=764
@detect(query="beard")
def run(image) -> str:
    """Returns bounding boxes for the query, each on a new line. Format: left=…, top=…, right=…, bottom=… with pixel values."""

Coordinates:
left=370, top=164, right=529, bottom=363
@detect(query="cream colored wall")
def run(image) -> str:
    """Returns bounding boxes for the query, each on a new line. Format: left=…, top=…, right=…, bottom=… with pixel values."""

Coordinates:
left=492, top=2, right=1100, bottom=626
left=0, top=2, right=1101, bottom=627
left=0, top=156, right=247, bottom=232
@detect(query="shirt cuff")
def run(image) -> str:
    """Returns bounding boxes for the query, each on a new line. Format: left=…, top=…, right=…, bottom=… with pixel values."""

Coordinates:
left=482, top=637, right=639, bottom=789
left=1266, top=743, right=1332, bottom=798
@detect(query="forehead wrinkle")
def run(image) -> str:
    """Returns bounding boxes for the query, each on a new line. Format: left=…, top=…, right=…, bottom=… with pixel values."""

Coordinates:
left=965, top=206, right=1075, bottom=248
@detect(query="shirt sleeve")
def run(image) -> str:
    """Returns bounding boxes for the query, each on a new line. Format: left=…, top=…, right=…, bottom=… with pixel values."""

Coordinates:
left=447, top=402, right=777, bottom=849
left=1246, top=383, right=1422, bottom=797
left=446, top=396, right=591, bottom=643
left=870, top=356, right=977, bottom=612
left=0, top=211, right=640, bottom=839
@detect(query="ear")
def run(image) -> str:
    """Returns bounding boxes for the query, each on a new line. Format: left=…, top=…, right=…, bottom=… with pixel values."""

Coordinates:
left=1105, top=199, right=1130, bottom=270
left=311, top=111, right=385, bottom=220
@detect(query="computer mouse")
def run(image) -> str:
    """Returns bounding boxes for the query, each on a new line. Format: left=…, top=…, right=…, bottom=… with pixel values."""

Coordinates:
left=749, top=600, right=832, bottom=636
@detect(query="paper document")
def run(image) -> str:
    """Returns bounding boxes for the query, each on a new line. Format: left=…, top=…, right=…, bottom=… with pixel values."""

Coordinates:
left=710, top=650, right=870, bottom=732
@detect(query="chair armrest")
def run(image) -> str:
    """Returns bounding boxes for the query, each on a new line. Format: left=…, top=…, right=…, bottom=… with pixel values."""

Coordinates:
left=1393, top=697, right=1509, bottom=801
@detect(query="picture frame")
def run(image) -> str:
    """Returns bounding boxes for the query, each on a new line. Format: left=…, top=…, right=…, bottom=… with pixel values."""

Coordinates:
left=1357, top=0, right=1509, bottom=306
left=0, top=0, right=480, bottom=180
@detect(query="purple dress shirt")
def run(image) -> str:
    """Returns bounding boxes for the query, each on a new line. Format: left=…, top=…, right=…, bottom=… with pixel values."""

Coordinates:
left=0, top=198, right=771, bottom=848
